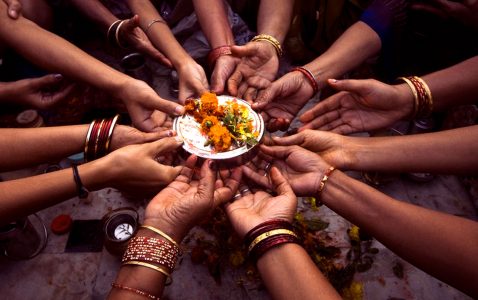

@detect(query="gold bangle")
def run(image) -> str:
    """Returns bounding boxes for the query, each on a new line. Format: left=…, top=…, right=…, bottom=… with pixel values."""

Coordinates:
left=247, top=229, right=297, bottom=253
left=123, top=261, right=171, bottom=279
left=94, top=119, right=105, bottom=157
left=105, top=114, right=120, bottom=153
left=251, top=34, right=283, bottom=57
left=140, top=225, right=180, bottom=249
left=412, top=76, right=433, bottom=117
left=146, top=18, right=166, bottom=34
left=84, top=120, right=95, bottom=159
left=317, top=166, right=336, bottom=195
left=398, top=77, right=419, bottom=119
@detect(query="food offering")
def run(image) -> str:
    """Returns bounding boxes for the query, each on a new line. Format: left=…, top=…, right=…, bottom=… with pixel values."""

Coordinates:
left=173, top=92, right=264, bottom=161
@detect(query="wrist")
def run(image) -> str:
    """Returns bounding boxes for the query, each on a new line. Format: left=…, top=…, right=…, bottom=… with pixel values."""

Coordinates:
left=142, top=218, right=185, bottom=244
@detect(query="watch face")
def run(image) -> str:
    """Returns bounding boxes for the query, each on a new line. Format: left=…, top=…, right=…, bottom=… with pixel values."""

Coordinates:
left=173, top=95, right=264, bottom=160
left=113, top=223, right=134, bottom=241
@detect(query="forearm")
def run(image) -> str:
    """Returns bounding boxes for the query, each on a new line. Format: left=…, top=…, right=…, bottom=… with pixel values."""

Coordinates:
left=346, top=126, right=478, bottom=174
left=68, top=0, right=118, bottom=33
left=0, top=4, right=128, bottom=96
left=0, top=161, right=108, bottom=225
left=421, top=56, right=478, bottom=111
left=257, top=243, right=341, bottom=300
left=128, top=0, right=192, bottom=68
left=322, top=171, right=478, bottom=297
left=0, top=81, right=18, bottom=102
left=193, top=0, right=234, bottom=48
left=0, top=126, right=88, bottom=171
left=256, top=0, right=294, bottom=43
left=305, top=21, right=381, bottom=90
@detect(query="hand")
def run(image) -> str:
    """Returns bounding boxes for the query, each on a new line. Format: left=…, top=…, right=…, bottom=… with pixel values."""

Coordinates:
left=119, top=15, right=173, bottom=68
left=255, top=70, right=315, bottom=132
left=299, top=78, right=413, bottom=135
left=270, top=130, right=351, bottom=170
left=109, top=124, right=176, bottom=151
left=210, top=54, right=240, bottom=95
left=242, top=144, right=331, bottom=198
left=3, top=0, right=21, bottom=18
left=411, top=0, right=478, bottom=30
left=224, top=167, right=297, bottom=238
left=227, top=42, right=279, bottom=102
left=143, top=156, right=241, bottom=242
left=177, top=60, right=209, bottom=103
left=99, top=136, right=184, bottom=195
left=0, top=74, right=76, bottom=109
left=119, top=79, right=184, bottom=132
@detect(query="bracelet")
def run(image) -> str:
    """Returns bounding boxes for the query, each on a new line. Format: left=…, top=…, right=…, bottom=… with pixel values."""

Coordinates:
left=251, top=34, right=283, bottom=57
left=107, top=20, right=122, bottom=46
left=247, top=228, right=297, bottom=253
left=84, top=115, right=120, bottom=162
left=107, top=20, right=121, bottom=39
left=146, top=18, right=166, bottom=34
left=105, top=114, right=120, bottom=153
left=111, top=282, right=161, bottom=300
left=398, top=76, right=433, bottom=119
left=207, top=45, right=232, bottom=68
left=72, top=164, right=89, bottom=199
left=244, top=219, right=293, bottom=246
left=292, top=66, right=319, bottom=95
left=115, top=20, right=128, bottom=49
left=123, top=261, right=172, bottom=285
left=140, top=225, right=180, bottom=249
left=123, top=236, right=180, bottom=270
left=317, top=166, right=336, bottom=200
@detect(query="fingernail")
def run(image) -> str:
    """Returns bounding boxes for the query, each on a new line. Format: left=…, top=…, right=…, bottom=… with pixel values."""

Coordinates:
left=175, top=106, right=185, bottom=115
left=10, top=10, right=17, bottom=18
left=174, top=136, right=183, bottom=143
left=54, top=74, right=63, bottom=80
left=209, top=160, right=216, bottom=169
left=329, top=79, right=338, bottom=83
left=168, top=130, right=176, bottom=137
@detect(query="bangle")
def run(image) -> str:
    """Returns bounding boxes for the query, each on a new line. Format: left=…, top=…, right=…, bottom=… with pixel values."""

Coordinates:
left=207, top=45, right=232, bottom=68
left=123, top=261, right=172, bottom=284
left=111, top=283, right=161, bottom=300
left=107, top=20, right=122, bottom=46
left=292, top=66, right=319, bottom=95
left=317, top=166, right=336, bottom=200
left=409, top=76, right=433, bottom=119
left=140, top=225, right=180, bottom=249
left=105, top=114, right=120, bottom=153
left=146, top=18, right=166, bottom=34
left=115, top=20, right=128, bottom=49
left=72, top=164, right=89, bottom=199
left=247, top=228, right=297, bottom=253
left=123, top=236, right=180, bottom=270
left=251, top=34, right=283, bottom=57
left=107, top=20, right=121, bottom=38
left=84, top=115, right=121, bottom=162
left=398, top=77, right=419, bottom=119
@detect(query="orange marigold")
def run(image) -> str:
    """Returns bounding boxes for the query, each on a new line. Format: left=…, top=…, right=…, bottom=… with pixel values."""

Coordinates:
left=208, top=124, right=232, bottom=152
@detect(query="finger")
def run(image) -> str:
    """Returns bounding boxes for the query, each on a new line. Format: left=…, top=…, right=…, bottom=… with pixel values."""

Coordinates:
left=252, top=83, right=279, bottom=110
left=320, top=123, right=354, bottom=135
left=237, top=82, right=249, bottom=99
left=147, top=136, right=184, bottom=156
left=227, top=69, right=243, bottom=96
left=270, top=166, right=295, bottom=198
left=142, top=129, right=176, bottom=142
left=299, top=92, right=344, bottom=123
left=266, top=118, right=290, bottom=132
left=47, top=82, right=76, bottom=103
left=214, top=167, right=242, bottom=206
left=271, top=132, right=305, bottom=146
left=259, top=144, right=295, bottom=161
left=175, top=155, right=198, bottom=183
left=196, top=160, right=217, bottom=203
left=6, top=0, right=21, bottom=19
left=31, top=73, right=63, bottom=88
left=299, top=109, right=341, bottom=131
left=327, top=78, right=370, bottom=95
left=244, top=86, right=257, bottom=103
left=242, top=165, right=272, bottom=189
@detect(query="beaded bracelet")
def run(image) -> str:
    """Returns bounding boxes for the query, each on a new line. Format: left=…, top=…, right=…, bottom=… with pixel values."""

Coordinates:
left=84, top=114, right=120, bottom=162
left=207, top=45, right=232, bottom=68
left=122, top=236, right=180, bottom=270
left=292, top=66, right=319, bottom=95
left=111, top=282, right=161, bottom=300
left=251, top=34, right=283, bottom=57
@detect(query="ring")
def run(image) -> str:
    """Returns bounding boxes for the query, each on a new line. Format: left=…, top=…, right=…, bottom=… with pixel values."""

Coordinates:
left=232, top=193, right=242, bottom=201
left=240, top=188, right=250, bottom=194
left=264, top=162, right=272, bottom=176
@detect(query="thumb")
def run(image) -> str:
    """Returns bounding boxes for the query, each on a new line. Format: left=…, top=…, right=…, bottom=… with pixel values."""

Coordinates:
left=31, top=74, right=63, bottom=88
left=197, top=159, right=216, bottom=204
left=271, top=133, right=305, bottom=146
left=328, top=78, right=368, bottom=94
left=270, top=167, right=295, bottom=198
left=148, top=136, right=183, bottom=156
left=230, top=44, right=257, bottom=58
left=122, top=15, right=139, bottom=32
left=6, top=0, right=22, bottom=19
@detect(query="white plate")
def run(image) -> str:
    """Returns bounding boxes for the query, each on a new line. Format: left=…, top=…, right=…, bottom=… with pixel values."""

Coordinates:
left=173, top=95, right=264, bottom=160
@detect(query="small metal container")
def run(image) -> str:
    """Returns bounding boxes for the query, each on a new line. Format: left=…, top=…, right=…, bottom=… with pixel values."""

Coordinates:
left=173, top=95, right=264, bottom=168
left=120, top=53, right=152, bottom=84
left=102, top=207, right=139, bottom=256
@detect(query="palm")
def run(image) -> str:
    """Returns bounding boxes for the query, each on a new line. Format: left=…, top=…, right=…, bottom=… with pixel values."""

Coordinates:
left=178, top=63, right=208, bottom=102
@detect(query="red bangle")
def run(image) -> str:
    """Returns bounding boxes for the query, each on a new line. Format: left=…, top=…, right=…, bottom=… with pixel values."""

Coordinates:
left=207, top=45, right=232, bottom=68
left=292, top=66, right=319, bottom=95
left=244, top=219, right=293, bottom=246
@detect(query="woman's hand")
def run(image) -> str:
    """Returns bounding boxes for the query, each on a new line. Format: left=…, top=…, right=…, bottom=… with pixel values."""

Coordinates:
left=227, top=42, right=279, bottom=102
left=210, top=54, right=240, bottom=95
left=143, top=156, right=241, bottom=242
left=97, top=136, right=184, bottom=194
left=243, top=144, right=331, bottom=198
left=271, top=129, right=352, bottom=170
left=177, top=60, right=209, bottom=103
left=299, top=78, right=413, bottom=134
left=225, top=167, right=297, bottom=238
left=0, top=75, right=76, bottom=109
left=119, top=79, right=184, bottom=132
left=254, top=70, right=315, bottom=132
left=109, top=124, right=175, bottom=151
left=119, top=15, right=173, bottom=68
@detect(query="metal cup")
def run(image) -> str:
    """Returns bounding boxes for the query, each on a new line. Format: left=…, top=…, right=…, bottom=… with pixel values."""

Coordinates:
left=120, top=53, right=152, bottom=84
left=102, top=207, right=139, bottom=256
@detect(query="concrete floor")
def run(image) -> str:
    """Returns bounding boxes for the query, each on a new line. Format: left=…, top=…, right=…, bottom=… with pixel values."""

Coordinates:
left=0, top=36, right=476, bottom=300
